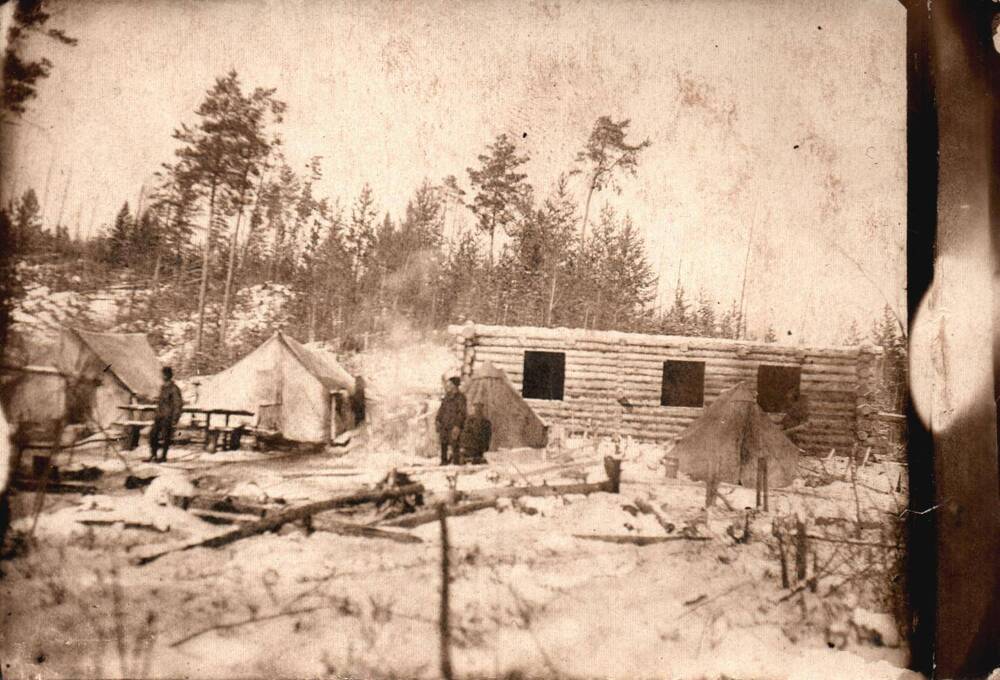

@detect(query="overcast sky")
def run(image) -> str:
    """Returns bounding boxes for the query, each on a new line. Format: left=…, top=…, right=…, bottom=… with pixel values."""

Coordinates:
left=2, top=0, right=906, bottom=345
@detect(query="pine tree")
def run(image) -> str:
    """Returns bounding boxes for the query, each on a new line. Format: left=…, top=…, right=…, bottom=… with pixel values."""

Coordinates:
left=661, top=285, right=690, bottom=335
left=344, top=184, right=379, bottom=332
left=13, top=188, right=43, bottom=251
left=572, top=116, right=651, bottom=242
left=2, top=0, right=77, bottom=119
left=695, top=290, right=716, bottom=337
left=106, top=202, right=133, bottom=266
left=0, top=207, right=23, bottom=351
left=843, top=319, right=863, bottom=346
left=871, top=304, right=907, bottom=411
left=171, top=70, right=285, bottom=368
left=466, top=133, right=530, bottom=269
left=439, top=230, right=483, bottom=324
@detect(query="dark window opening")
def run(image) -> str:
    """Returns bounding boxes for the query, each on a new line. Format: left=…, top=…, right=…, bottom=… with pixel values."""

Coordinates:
left=757, top=364, right=802, bottom=413
left=522, top=351, right=565, bottom=400
left=661, top=360, right=705, bottom=407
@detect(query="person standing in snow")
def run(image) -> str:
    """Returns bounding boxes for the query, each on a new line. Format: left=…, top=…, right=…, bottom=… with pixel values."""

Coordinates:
left=351, top=375, right=366, bottom=426
left=458, top=402, right=492, bottom=465
left=148, top=366, right=183, bottom=463
left=780, top=386, right=809, bottom=446
left=435, top=376, right=466, bottom=465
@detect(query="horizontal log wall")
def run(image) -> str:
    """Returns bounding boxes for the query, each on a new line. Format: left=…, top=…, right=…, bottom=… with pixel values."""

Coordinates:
left=452, top=324, right=880, bottom=455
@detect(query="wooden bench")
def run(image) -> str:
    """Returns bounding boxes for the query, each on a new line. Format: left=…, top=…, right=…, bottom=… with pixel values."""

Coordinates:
left=114, top=420, right=152, bottom=450
left=246, top=402, right=281, bottom=450
left=207, top=425, right=247, bottom=453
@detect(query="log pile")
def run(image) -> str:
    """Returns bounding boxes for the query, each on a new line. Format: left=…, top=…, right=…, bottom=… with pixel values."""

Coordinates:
left=451, top=323, right=882, bottom=454
left=133, top=484, right=425, bottom=565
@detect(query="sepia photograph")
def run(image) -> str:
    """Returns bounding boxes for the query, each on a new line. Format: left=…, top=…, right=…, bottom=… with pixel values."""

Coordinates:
left=0, top=0, right=991, bottom=678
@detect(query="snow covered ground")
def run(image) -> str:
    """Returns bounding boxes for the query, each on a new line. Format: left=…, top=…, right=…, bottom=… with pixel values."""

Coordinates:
left=0, top=436, right=920, bottom=680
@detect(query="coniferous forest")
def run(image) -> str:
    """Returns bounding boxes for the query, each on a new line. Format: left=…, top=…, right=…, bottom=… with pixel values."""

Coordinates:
left=0, top=70, right=906, bottom=409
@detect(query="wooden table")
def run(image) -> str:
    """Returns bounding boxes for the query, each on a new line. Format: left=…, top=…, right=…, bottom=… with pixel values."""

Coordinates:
left=116, top=404, right=156, bottom=450
left=183, top=407, right=255, bottom=452
left=117, top=405, right=255, bottom=452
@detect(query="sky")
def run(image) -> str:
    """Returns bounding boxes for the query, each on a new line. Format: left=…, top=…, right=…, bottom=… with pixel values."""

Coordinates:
left=1, top=0, right=907, bottom=345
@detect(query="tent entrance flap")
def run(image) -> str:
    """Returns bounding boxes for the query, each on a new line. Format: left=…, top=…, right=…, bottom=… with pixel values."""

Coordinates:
left=669, top=382, right=800, bottom=488
left=465, top=362, right=548, bottom=450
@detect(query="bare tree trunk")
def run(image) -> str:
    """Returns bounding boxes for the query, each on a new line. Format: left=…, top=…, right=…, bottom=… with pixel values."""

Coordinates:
left=737, top=207, right=757, bottom=340
left=148, top=204, right=174, bottom=317
left=194, top=179, right=219, bottom=370
left=546, top=270, right=558, bottom=326
left=438, top=506, right=454, bottom=680
left=218, top=166, right=253, bottom=350
left=308, top=295, right=318, bottom=343
left=235, top=162, right=270, bottom=291
left=580, top=178, right=597, bottom=243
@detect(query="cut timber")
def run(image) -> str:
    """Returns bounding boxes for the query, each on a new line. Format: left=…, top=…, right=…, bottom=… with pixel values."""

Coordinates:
left=190, top=508, right=261, bottom=525
left=186, top=495, right=277, bottom=518
left=461, top=457, right=621, bottom=501
left=13, top=478, right=97, bottom=494
left=313, top=518, right=423, bottom=544
left=633, top=498, right=675, bottom=533
left=573, top=534, right=711, bottom=545
left=77, top=518, right=168, bottom=532
left=380, top=499, right=497, bottom=528
left=133, top=483, right=425, bottom=565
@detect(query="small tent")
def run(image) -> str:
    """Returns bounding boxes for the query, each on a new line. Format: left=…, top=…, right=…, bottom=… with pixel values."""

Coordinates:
left=0, top=365, right=67, bottom=426
left=0, top=402, right=13, bottom=498
left=56, top=328, right=162, bottom=430
left=668, top=382, right=800, bottom=488
left=464, top=362, right=548, bottom=450
left=195, top=331, right=355, bottom=443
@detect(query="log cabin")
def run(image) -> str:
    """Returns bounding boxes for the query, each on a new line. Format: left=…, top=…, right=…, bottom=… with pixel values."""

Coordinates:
left=449, top=323, right=886, bottom=455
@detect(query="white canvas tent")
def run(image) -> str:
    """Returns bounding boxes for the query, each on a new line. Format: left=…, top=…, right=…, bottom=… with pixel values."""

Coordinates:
left=195, top=331, right=356, bottom=443
left=0, top=403, right=13, bottom=498
left=56, top=328, right=163, bottom=430
left=0, top=365, right=67, bottom=426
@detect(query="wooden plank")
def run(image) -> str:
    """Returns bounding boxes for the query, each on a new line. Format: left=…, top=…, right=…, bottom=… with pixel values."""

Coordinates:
left=473, top=347, right=862, bottom=371
left=467, top=330, right=865, bottom=358
left=134, top=484, right=426, bottom=565
left=12, top=478, right=97, bottom=494
left=572, top=534, right=711, bottom=545
left=312, top=518, right=423, bottom=544
left=380, top=499, right=497, bottom=528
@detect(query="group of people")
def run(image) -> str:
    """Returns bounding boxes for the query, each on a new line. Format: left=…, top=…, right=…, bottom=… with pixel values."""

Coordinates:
left=435, top=376, right=492, bottom=465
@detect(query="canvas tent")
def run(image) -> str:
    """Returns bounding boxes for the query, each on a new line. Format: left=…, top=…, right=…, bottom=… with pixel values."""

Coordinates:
left=464, top=362, right=548, bottom=450
left=56, top=328, right=162, bottom=430
left=0, top=365, right=67, bottom=426
left=668, top=382, right=800, bottom=488
left=195, top=331, right=356, bottom=443
left=0, top=402, right=13, bottom=497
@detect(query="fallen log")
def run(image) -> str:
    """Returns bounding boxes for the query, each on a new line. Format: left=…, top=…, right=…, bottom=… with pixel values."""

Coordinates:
left=77, top=518, right=168, bottom=533
left=805, top=534, right=903, bottom=550
left=459, top=457, right=621, bottom=501
left=190, top=509, right=261, bottom=526
left=380, top=499, right=497, bottom=528
left=572, top=534, right=711, bottom=545
left=13, top=478, right=97, bottom=495
left=460, top=479, right=614, bottom=501
left=312, top=518, right=423, bottom=543
left=133, top=483, right=425, bottom=565
left=633, top=498, right=675, bottom=534
left=186, top=495, right=283, bottom=518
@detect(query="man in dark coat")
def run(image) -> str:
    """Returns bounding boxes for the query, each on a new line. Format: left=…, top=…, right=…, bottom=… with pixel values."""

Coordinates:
left=351, top=375, right=366, bottom=426
left=780, top=386, right=809, bottom=446
left=435, top=377, right=466, bottom=465
left=458, top=402, right=492, bottom=465
left=148, top=366, right=183, bottom=463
